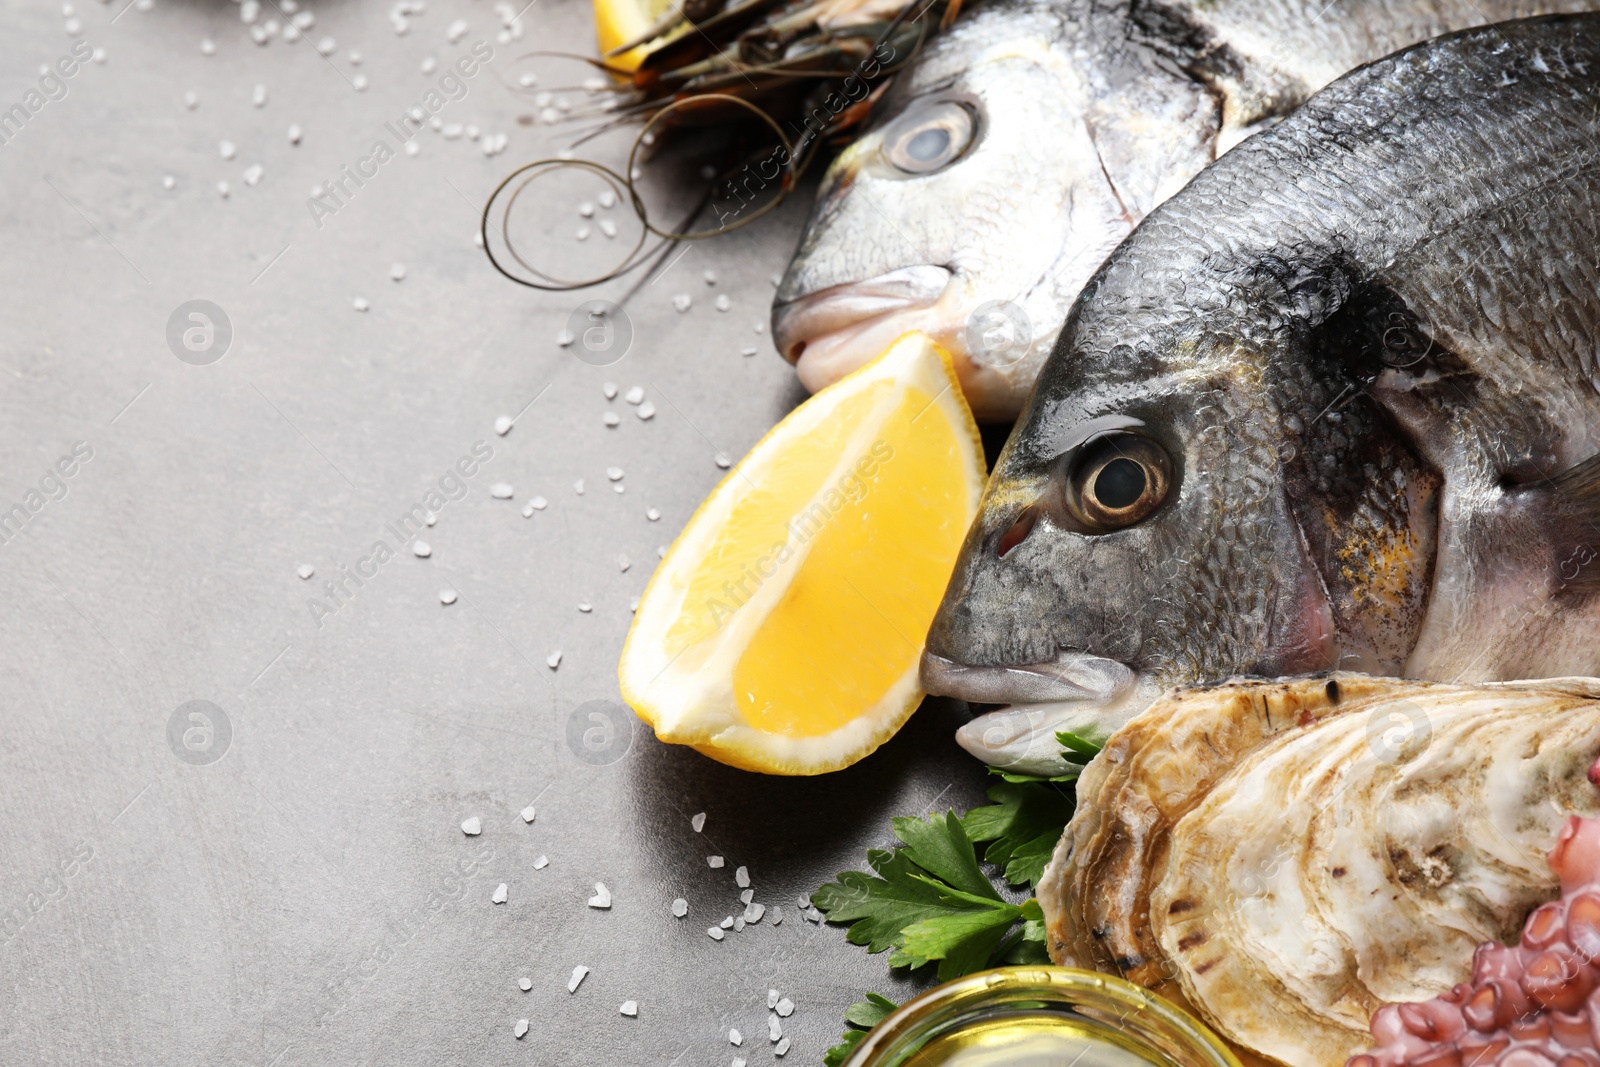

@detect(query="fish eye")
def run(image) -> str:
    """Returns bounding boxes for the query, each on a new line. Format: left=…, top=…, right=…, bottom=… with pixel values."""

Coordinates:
left=1063, top=434, right=1173, bottom=532
left=881, top=99, right=976, bottom=176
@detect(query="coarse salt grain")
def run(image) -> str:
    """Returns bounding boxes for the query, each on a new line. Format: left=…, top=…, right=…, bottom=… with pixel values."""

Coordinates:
left=735, top=866, right=750, bottom=888
left=588, top=883, right=611, bottom=909
left=492, top=883, right=507, bottom=904
left=439, top=589, right=457, bottom=605
left=568, top=965, right=589, bottom=993
left=546, top=651, right=561, bottom=670
left=461, top=816, right=482, bottom=835
left=672, top=898, right=687, bottom=917
left=707, top=855, right=724, bottom=868
left=691, top=812, right=706, bottom=832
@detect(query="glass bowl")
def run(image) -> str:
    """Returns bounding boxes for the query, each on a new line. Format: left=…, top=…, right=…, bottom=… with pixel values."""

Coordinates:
left=842, top=966, right=1242, bottom=1067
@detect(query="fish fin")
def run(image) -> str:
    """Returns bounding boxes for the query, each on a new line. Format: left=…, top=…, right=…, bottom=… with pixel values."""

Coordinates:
left=1537, top=453, right=1600, bottom=593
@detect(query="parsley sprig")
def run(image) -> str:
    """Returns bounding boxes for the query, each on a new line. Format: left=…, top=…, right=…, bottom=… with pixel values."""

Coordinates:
left=817, top=730, right=1102, bottom=1064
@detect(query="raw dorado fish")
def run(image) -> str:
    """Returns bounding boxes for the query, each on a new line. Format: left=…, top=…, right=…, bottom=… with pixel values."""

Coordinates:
left=772, top=0, right=1600, bottom=420
left=921, top=16, right=1600, bottom=775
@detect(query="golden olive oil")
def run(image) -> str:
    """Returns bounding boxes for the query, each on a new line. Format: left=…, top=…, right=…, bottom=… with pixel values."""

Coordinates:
left=901, top=1010, right=1178, bottom=1067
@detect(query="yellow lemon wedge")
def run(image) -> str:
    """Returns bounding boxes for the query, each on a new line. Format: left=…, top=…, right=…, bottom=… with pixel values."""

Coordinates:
left=593, top=0, right=676, bottom=72
left=619, top=333, right=987, bottom=774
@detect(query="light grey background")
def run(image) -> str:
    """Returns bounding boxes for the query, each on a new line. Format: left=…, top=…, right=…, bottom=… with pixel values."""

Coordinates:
left=0, top=0, right=992, bottom=1064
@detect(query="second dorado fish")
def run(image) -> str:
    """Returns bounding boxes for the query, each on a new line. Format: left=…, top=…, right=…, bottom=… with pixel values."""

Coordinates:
left=922, top=15, right=1600, bottom=774
left=772, top=0, right=1600, bottom=420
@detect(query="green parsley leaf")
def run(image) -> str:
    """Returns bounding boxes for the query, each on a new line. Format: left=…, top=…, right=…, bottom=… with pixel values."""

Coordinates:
left=962, top=781, right=1079, bottom=888
left=824, top=993, right=899, bottom=1067
left=1056, top=728, right=1105, bottom=759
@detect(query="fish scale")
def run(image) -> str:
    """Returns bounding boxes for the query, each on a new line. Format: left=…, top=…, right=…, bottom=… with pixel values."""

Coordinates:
left=923, top=16, right=1600, bottom=775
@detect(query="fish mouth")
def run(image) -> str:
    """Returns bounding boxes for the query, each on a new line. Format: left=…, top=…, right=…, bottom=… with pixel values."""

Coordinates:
left=922, top=651, right=1152, bottom=776
left=771, top=265, right=957, bottom=393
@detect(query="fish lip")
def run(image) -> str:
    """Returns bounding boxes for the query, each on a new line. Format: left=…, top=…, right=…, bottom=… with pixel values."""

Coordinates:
left=770, top=264, right=953, bottom=365
left=921, top=650, right=1134, bottom=705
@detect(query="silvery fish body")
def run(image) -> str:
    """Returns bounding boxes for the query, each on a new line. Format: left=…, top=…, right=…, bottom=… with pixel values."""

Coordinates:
left=921, top=16, right=1600, bottom=774
left=771, top=0, right=1600, bottom=420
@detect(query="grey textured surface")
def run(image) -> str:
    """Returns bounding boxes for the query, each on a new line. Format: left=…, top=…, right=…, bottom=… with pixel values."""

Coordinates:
left=0, top=1, right=990, bottom=1063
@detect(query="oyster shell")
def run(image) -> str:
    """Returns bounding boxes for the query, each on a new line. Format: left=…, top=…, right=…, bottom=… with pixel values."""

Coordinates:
left=1038, top=673, right=1600, bottom=1067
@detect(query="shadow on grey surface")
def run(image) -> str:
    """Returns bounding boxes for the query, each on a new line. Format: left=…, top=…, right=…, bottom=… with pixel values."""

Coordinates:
left=623, top=696, right=989, bottom=885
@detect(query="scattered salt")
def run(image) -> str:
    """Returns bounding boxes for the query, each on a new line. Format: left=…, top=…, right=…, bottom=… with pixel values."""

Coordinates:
left=776, top=997, right=795, bottom=1017
left=745, top=902, right=765, bottom=924
left=389, top=262, right=406, bottom=281
left=603, top=382, right=619, bottom=399
left=412, top=541, right=431, bottom=558
left=519, top=977, right=532, bottom=991
left=707, top=855, right=724, bottom=868
left=494, top=415, right=513, bottom=435
left=620, top=1001, right=638, bottom=1017
left=617, top=555, right=630, bottom=572
left=439, top=589, right=457, bottom=605
left=530, top=496, right=548, bottom=510
left=352, top=297, right=369, bottom=312
left=636, top=401, right=655, bottom=421
left=624, top=386, right=644, bottom=405
left=287, top=124, right=302, bottom=144
left=715, top=453, right=731, bottom=469
left=243, top=164, right=263, bottom=187
left=574, top=479, right=585, bottom=495
left=534, top=855, right=549, bottom=869
left=769, top=1015, right=782, bottom=1042
left=730, top=1029, right=743, bottom=1046
left=490, top=482, right=513, bottom=499
left=492, top=883, right=507, bottom=904
left=461, top=816, right=482, bottom=836
left=735, top=866, right=750, bottom=888
left=768, top=990, right=780, bottom=1009
left=219, top=140, right=236, bottom=160
left=720, top=916, right=734, bottom=930
left=514, top=1019, right=529, bottom=1039
left=672, top=293, right=692, bottom=313
left=715, top=294, right=732, bottom=312
left=546, top=651, right=561, bottom=670
left=671, top=898, right=688, bottom=917
left=707, top=927, right=724, bottom=941
left=588, top=883, right=611, bottom=909
left=703, top=269, right=717, bottom=285
left=521, top=805, right=536, bottom=823
left=647, top=507, right=662, bottom=522
left=577, top=602, right=592, bottom=613
left=297, top=564, right=314, bottom=580
left=775, top=1037, right=790, bottom=1056
left=568, top=965, right=589, bottom=993
left=603, top=412, right=621, bottom=427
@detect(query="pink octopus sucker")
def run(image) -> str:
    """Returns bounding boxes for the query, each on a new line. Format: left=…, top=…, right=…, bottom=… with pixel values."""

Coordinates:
left=1352, top=763, right=1600, bottom=1067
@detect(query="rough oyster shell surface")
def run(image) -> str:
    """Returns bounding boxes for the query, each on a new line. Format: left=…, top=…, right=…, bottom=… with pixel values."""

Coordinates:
left=1038, top=673, right=1600, bottom=1067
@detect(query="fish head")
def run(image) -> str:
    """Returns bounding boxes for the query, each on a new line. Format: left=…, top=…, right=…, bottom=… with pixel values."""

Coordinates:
left=922, top=317, right=1352, bottom=773
left=771, top=5, right=1136, bottom=421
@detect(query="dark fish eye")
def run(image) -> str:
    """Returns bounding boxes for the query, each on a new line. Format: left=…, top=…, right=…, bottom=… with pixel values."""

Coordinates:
left=881, top=100, right=975, bottom=176
left=1064, top=433, right=1173, bottom=532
